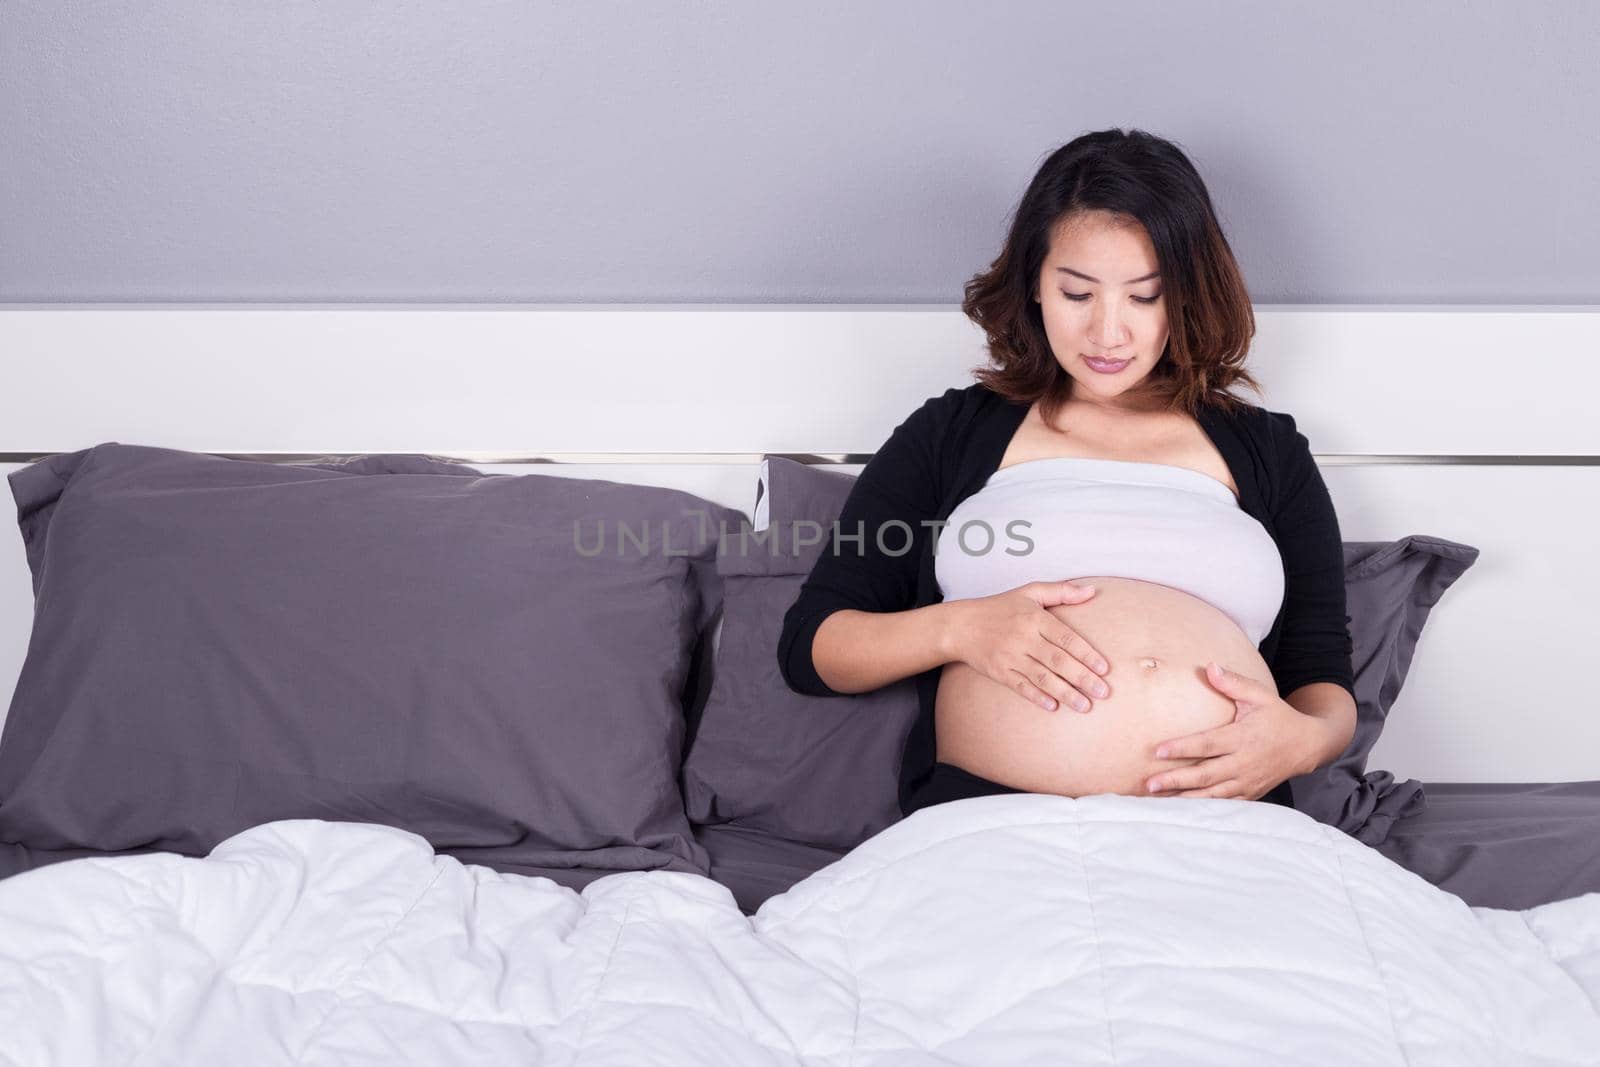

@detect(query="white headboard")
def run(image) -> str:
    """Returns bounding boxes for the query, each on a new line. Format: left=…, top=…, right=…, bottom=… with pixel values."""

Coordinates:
left=2, top=304, right=1597, bottom=785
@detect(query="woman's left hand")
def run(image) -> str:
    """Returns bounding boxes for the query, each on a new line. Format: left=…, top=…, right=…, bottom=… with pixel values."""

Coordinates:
left=1143, top=661, right=1325, bottom=801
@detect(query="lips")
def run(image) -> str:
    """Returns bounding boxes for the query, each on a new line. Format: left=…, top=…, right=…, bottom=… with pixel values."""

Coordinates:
left=1084, top=355, right=1130, bottom=372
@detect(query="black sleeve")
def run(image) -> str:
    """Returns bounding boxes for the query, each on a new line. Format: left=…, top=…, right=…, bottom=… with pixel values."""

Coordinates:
left=1266, top=411, right=1357, bottom=702
left=775, top=389, right=956, bottom=697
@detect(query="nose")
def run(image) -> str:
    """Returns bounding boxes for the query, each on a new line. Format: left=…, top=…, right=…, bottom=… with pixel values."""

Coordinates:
left=1090, top=302, right=1130, bottom=348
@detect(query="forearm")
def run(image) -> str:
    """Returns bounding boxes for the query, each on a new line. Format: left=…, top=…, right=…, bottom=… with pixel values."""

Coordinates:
left=1284, top=682, right=1359, bottom=773
left=811, top=602, right=965, bottom=695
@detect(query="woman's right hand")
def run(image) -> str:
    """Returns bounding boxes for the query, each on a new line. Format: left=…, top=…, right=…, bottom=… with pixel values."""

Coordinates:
left=944, top=581, right=1112, bottom=713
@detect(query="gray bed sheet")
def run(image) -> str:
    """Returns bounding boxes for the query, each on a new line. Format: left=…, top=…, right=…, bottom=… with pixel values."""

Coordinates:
left=694, top=823, right=851, bottom=914
left=1372, top=780, right=1600, bottom=910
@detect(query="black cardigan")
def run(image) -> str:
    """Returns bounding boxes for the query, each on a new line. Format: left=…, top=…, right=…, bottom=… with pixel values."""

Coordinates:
left=776, top=382, right=1356, bottom=816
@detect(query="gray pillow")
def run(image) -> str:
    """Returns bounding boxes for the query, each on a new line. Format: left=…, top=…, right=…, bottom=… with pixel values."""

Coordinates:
left=682, top=459, right=914, bottom=848
left=682, top=459, right=913, bottom=848
left=682, top=456, right=1475, bottom=849
left=1286, top=536, right=1479, bottom=843
left=0, top=443, right=739, bottom=879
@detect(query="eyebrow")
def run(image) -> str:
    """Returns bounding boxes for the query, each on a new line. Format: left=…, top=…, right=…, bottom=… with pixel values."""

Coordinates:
left=1055, top=266, right=1161, bottom=284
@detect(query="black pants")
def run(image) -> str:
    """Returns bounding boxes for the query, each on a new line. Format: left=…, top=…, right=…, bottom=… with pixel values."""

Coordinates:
left=906, top=760, right=1295, bottom=814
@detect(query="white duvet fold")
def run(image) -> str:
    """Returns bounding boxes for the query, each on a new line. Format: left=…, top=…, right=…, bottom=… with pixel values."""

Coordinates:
left=1, top=794, right=1597, bottom=1066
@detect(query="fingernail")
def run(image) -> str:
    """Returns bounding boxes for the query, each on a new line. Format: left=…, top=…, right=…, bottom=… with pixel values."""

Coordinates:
left=1155, top=747, right=1169, bottom=759
left=1147, top=779, right=1162, bottom=794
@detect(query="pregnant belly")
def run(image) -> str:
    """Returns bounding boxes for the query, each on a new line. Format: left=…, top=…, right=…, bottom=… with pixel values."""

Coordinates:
left=934, top=576, right=1274, bottom=798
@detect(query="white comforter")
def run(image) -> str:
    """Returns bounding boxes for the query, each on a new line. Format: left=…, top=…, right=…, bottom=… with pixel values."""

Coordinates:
left=1, top=794, right=1597, bottom=1066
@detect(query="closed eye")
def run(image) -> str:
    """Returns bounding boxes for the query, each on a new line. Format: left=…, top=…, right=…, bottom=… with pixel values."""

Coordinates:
left=1062, top=291, right=1161, bottom=304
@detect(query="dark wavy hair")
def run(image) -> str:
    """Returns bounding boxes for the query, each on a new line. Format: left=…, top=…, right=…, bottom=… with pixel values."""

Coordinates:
left=964, top=129, right=1263, bottom=423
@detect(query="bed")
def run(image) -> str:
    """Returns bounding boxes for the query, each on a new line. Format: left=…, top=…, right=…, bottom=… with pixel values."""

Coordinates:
left=0, top=304, right=1597, bottom=1064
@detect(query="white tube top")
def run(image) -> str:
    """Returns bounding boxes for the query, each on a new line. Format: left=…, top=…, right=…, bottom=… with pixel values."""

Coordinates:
left=934, top=457, right=1285, bottom=645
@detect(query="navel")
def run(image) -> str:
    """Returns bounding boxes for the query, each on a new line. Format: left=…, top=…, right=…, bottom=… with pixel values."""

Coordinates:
left=1138, top=657, right=1161, bottom=670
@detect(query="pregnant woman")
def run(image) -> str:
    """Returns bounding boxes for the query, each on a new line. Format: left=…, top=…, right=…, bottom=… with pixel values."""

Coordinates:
left=778, top=128, right=1358, bottom=817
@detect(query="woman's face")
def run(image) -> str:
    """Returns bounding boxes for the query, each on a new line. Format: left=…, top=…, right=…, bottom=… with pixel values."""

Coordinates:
left=1034, top=210, right=1170, bottom=412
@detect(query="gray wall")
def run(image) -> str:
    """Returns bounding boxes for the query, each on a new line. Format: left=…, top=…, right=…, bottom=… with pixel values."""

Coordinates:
left=2, top=1, right=1595, bottom=304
